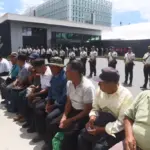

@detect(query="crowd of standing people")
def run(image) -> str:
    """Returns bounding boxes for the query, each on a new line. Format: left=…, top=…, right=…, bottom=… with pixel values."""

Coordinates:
left=0, top=44, right=149, bottom=150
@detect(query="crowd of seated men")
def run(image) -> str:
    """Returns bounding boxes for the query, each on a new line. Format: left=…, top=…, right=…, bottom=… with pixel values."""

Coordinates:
left=0, top=51, right=149, bottom=150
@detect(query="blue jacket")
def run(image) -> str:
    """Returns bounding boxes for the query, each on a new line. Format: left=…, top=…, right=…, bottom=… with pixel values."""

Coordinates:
left=48, top=69, right=67, bottom=108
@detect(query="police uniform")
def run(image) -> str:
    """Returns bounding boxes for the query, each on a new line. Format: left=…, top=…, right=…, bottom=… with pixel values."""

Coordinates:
left=108, top=51, right=118, bottom=69
left=59, top=49, right=66, bottom=64
left=141, top=46, right=150, bottom=89
left=40, top=48, right=46, bottom=58
left=80, top=50, right=87, bottom=75
left=124, top=51, right=135, bottom=86
left=89, top=50, right=97, bottom=77
left=28, top=48, right=32, bottom=55
left=52, top=49, right=58, bottom=57
left=69, top=51, right=76, bottom=62
left=46, top=48, right=52, bottom=63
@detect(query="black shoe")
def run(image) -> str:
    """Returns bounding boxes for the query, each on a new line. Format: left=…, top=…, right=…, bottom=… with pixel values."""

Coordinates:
left=27, top=128, right=36, bottom=133
left=128, top=83, right=132, bottom=87
left=32, top=135, right=43, bottom=143
left=41, top=144, right=49, bottom=150
left=22, top=122, right=29, bottom=128
left=140, top=86, right=147, bottom=89
left=1, top=100, right=6, bottom=104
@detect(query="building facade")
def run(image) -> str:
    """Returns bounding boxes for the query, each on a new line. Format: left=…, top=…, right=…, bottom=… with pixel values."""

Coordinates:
left=25, top=0, right=112, bottom=26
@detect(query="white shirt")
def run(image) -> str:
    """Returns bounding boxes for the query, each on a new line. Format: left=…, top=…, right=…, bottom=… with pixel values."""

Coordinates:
left=33, top=49, right=37, bottom=53
left=52, top=50, right=58, bottom=56
left=37, top=49, right=40, bottom=54
left=28, top=48, right=32, bottom=54
left=67, top=77, right=95, bottom=110
left=143, top=52, right=150, bottom=64
left=0, top=58, right=11, bottom=73
left=124, top=52, right=135, bottom=63
left=108, top=51, right=118, bottom=62
left=90, top=51, right=98, bottom=60
left=40, top=66, right=52, bottom=89
left=41, top=48, right=46, bottom=55
left=80, top=51, right=87, bottom=59
left=60, top=50, right=65, bottom=57
left=89, top=85, right=133, bottom=137
left=47, top=48, right=52, bottom=54
left=69, top=51, right=76, bottom=58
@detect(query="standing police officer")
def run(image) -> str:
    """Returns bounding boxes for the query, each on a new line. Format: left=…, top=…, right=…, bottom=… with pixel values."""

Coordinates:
left=123, top=47, right=135, bottom=86
left=141, top=46, right=150, bottom=89
left=69, top=50, right=76, bottom=62
left=107, top=46, right=118, bottom=69
left=59, top=49, right=66, bottom=64
left=80, top=47, right=88, bottom=75
left=88, top=46, right=98, bottom=78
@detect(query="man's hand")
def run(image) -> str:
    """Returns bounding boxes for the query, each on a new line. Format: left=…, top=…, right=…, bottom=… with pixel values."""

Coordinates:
left=28, top=93, right=36, bottom=101
left=45, top=103, right=54, bottom=113
left=59, top=115, right=67, bottom=128
left=87, top=126, right=102, bottom=136
left=125, top=135, right=136, bottom=150
left=87, top=115, right=96, bottom=129
left=60, top=118, right=72, bottom=129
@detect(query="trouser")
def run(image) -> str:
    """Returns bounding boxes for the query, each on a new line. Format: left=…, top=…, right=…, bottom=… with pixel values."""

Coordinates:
left=108, top=60, right=117, bottom=69
left=34, top=101, right=64, bottom=136
left=143, top=65, right=150, bottom=88
left=46, top=108, right=88, bottom=150
left=89, top=60, right=96, bottom=76
left=47, top=54, right=52, bottom=63
left=60, top=56, right=65, bottom=64
left=81, top=58, right=87, bottom=75
left=78, top=112, right=125, bottom=150
left=125, top=63, right=134, bottom=84
left=69, top=57, right=76, bottom=62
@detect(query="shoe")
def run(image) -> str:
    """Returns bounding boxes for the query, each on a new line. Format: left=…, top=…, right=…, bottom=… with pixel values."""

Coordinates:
left=140, top=86, right=147, bottom=89
left=13, top=115, right=22, bottom=122
left=88, top=75, right=92, bottom=78
left=128, top=83, right=132, bottom=87
left=22, top=122, right=29, bottom=128
left=32, top=135, right=43, bottom=143
left=27, top=128, right=36, bottom=133
left=41, top=144, right=49, bottom=150
left=19, top=117, right=25, bottom=123
left=1, top=100, right=6, bottom=104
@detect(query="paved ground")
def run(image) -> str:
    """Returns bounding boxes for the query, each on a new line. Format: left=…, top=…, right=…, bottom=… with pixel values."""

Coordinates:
left=0, top=58, right=146, bottom=150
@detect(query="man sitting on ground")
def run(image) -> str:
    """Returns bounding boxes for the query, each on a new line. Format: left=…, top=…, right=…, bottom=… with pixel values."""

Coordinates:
left=32, top=57, right=67, bottom=148
left=78, top=67, right=133, bottom=150
left=124, top=90, right=150, bottom=150
left=23, top=58, right=52, bottom=133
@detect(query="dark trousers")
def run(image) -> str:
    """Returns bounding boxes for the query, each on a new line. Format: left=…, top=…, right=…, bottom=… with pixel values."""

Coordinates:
left=89, top=60, right=96, bottom=76
left=60, top=56, right=65, bottom=64
left=81, top=58, right=87, bottom=75
left=143, top=65, right=150, bottom=88
left=78, top=112, right=125, bottom=150
left=47, top=54, right=52, bottom=63
left=46, top=108, right=88, bottom=150
left=108, top=60, right=117, bottom=69
left=125, top=63, right=134, bottom=84
left=34, top=101, right=64, bottom=136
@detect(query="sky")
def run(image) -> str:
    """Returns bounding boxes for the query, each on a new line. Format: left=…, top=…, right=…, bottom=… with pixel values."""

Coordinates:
left=0, top=0, right=150, bottom=26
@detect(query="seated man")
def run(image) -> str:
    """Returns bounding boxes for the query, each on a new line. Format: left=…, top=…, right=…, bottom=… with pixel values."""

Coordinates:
left=124, top=90, right=150, bottom=150
left=78, top=67, right=133, bottom=150
left=43, top=59, right=95, bottom=150
left=23, top=58, right=52, bottom=132
left=0, top=55, right=11, bottom=76
left=32, top=57, right=67, bottom=145
left=1, top=52, right=19, bottom=104
left=6, top=54, right=31, bottom=114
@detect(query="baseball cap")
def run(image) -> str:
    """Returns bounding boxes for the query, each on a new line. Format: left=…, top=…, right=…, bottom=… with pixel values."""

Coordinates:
left=9, top=52, right=18, bottom=58
left=29, top=53, right=40, bottom=59
left=94, top=67, right=120, bottom=83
